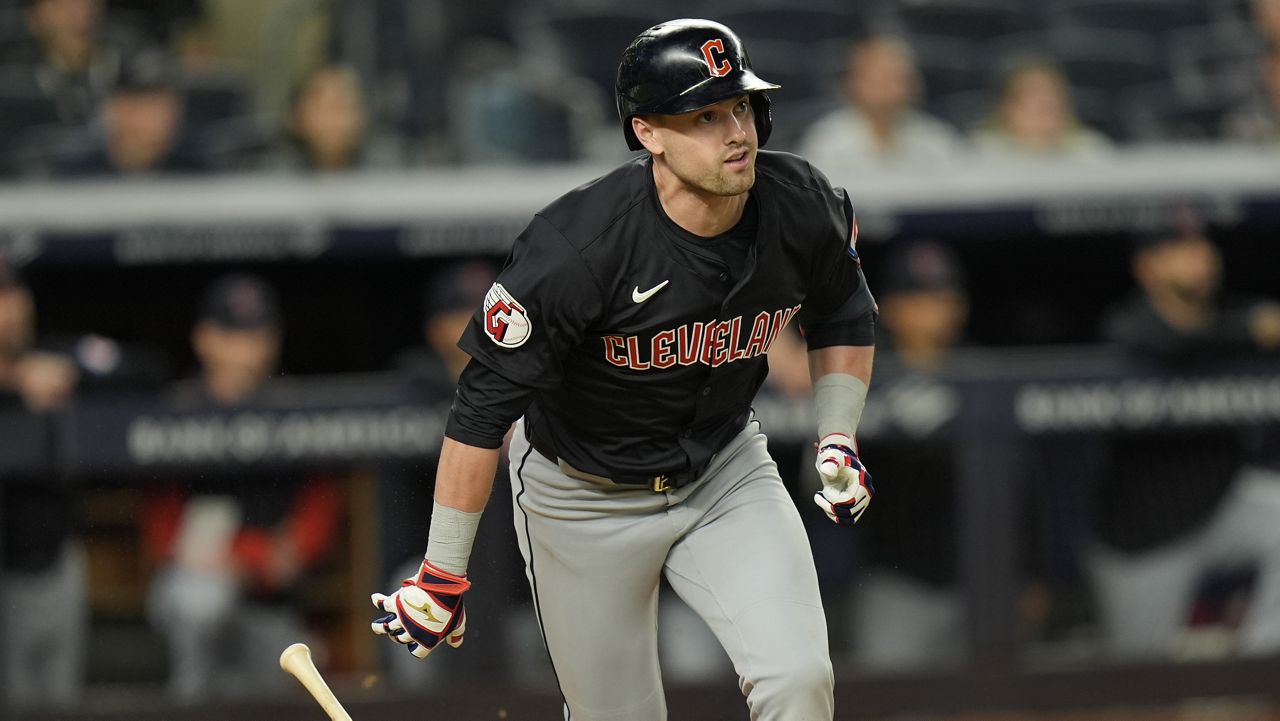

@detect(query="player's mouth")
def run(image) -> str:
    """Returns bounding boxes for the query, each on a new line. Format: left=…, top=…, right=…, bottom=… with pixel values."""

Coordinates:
left=724, top=148, right=751, bottom=169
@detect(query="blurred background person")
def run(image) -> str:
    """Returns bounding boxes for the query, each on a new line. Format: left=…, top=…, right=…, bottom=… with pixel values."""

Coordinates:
left=1222, top=48, right=1280, bottom=145
left=141, top=273, right=341, bottom=701
left=972, top=59, right=1113, bottom=161
left=50, top=47, right=208, bottom=176
left=391, top=259, right=498, bottom=391
left=0, top=0, right=138, bottom=122
left=1253, top=0, right=1280, bottom=49
left=798, top=35, right=963, bottom=170
left=256, top=62, right=402, bottom=174
left=847, top=239, right=971, bottom=671
left=0, top=0, right=142, bottom=175
left=0, top=260, right=85, bottom=709
left=1089, top=218, right=1280, bottom=659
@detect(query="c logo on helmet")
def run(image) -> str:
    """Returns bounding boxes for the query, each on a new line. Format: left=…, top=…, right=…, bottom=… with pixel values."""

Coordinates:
left=700, top=39, right=732, bottom=78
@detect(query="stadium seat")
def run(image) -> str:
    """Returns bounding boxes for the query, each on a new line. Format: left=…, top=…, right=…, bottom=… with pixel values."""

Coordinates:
left=1050, top=0, right=1213, bottom=37
left=744, top=38, right=845, bottom=104
left=1120, top=83, right=1234, bottom=141
left=910, top=35, right=989, bottom=99
left=713, top=4, right=866, bottom=47
left=995, top=27, right=1167, bottom=97
left=447, top=39, right=611, bottom=164
left=892, top=0, right=1031, bottom=42
left=180, top=72, right=253, bottom=140
left=1166, top=25, right=1267, bottom=106
left=534, top=9, right=673, bottom=100
left=930, top=87, right=998, bottom=133
left=0, top=64, right=61, bottom=177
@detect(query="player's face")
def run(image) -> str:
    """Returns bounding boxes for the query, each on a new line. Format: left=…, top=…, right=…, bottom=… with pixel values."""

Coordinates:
left=647, top=95, right=758, bottom=197
left=1157, top=235, right=1221, bottom=302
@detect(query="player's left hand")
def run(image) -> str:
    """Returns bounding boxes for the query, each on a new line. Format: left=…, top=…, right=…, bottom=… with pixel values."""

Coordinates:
left=371, top=559, right=469, bottom=659
left=812, top=433, right=874, bottom=526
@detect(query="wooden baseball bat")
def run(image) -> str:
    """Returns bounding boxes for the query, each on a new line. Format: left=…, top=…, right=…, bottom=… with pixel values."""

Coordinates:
left=279, top=643, right=353, bottom=721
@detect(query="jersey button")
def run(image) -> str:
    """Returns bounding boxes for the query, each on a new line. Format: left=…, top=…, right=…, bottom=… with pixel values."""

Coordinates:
left=701, top=386, right=711, bottom=396
left=718, top=272, right=729, bottom=282
left=680, top=430, right=692, bottom=438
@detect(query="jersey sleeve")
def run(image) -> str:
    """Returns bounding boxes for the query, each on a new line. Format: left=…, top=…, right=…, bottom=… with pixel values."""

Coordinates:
left=798, top=171, right=877, bottom=342
left=457, top=214, right=604, bottom=389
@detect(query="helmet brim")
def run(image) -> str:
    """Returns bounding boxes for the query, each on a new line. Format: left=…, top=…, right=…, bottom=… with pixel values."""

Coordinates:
left=654, top=70, right=780, bottom=115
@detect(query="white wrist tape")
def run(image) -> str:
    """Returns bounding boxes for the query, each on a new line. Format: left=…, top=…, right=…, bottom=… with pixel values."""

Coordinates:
left=425, top=501, right=483, bottom=576
left=813, top=372, right=869, bottom=441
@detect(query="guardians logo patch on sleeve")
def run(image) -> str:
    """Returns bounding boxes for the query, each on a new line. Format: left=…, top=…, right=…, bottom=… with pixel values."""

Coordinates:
left=483, top=283, right=532, bottom=348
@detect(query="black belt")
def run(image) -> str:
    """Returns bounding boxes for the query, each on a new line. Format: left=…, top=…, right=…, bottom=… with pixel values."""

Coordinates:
left=526, top=426, right=699, bottom=493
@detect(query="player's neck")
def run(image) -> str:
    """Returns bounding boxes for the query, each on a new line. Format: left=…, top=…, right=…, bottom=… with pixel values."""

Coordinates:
left=652, top=163, right=747, bottom=238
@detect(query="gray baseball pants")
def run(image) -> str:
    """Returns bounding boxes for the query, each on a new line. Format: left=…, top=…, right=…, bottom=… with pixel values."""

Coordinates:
left=509, top=417, right=834, bottom=721
left=1088, top=466, right=1280, bottom=657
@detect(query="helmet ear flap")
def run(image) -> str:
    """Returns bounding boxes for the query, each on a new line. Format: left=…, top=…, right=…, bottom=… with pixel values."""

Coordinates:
left=623, top=115, right=643, bottom=152
left=749, top=93, right=773, bottom=148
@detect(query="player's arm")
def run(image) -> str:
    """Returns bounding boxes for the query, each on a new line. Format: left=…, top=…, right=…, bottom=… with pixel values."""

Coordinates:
left=432, top=436, right=500, bottom=513
left=371, top=359, right=536, bottom=660
left=808, top=343, right=872, bottom=391
left=803, top=272, right=877, bottom=525
left=372, top=216, right=601, bottom=660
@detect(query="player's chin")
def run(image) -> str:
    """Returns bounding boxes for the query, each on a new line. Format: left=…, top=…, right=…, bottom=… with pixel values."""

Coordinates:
left=717, top=168, right=755, bottom=195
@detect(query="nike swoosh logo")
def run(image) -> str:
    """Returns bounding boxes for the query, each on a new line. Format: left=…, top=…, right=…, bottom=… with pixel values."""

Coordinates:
left=632, top=280, right=670, bottom=304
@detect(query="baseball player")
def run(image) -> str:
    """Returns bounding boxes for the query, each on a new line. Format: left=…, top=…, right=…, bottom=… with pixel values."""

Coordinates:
left=371, top=18, right=877, bottom=720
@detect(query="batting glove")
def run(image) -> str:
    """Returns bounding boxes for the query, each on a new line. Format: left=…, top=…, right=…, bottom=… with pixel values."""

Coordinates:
left=371, top=559, right=469, bottom=659
left=812, top=433, right=874, bottom=526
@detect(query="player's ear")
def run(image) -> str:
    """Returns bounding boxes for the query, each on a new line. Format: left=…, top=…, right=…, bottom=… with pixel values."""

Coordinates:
left=632, top=115, right=664, bottom=156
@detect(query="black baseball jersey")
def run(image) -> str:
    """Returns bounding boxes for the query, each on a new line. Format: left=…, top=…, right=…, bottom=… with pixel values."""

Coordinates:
left=448, top=150, right=875, bottom=480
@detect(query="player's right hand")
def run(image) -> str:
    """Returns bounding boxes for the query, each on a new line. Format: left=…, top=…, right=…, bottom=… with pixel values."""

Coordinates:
left=371, top=559, right=470, bottom=659
left=812, top=433, right=874, bottom=526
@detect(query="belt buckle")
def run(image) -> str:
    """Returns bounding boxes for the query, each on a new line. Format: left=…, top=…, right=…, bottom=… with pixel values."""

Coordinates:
left=650, top=474, right=672, bottom=493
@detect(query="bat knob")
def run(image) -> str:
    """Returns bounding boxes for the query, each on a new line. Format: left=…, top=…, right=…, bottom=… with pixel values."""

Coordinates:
left=280, top=642, right=311, bottom=670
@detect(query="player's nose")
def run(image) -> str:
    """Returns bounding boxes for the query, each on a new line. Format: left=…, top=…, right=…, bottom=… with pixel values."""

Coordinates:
left=726, top=115, right=748, bottom=144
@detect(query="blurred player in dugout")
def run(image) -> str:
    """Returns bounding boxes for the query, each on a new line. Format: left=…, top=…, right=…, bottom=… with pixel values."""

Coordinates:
left=142, top=273, right=341, bottom=701
left=1090, top=217, right=1280, bottom=658
left=846, top=239, right=971, bottom=670
left=1, top=258, right=166, bottom=707
left=0, top=262, right=84, bottom=707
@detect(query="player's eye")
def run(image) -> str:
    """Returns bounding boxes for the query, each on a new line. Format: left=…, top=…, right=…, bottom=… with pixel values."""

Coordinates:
left=698, top=111, right=716, bottom=123
left=734, top=99, right=749, bottom=114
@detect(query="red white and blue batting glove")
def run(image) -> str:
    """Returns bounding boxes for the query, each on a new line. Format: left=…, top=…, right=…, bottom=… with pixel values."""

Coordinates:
left=371, top=559, right=470, bottom=659
left=813, top=432, right=874, bottom=526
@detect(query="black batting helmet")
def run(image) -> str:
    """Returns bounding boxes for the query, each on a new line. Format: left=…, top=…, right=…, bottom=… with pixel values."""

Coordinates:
left=616, top=18, right=780, bottom=151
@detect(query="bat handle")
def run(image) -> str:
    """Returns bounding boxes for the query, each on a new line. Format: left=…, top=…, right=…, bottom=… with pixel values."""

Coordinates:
left=279, top=643, right=353, bottom=721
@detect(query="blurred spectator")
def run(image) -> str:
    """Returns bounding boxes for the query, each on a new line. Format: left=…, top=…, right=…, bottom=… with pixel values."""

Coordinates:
left=142, top=273, right=342, bottom=701
left=1254, top=0, right=1280, bottom=49
left=797, top=35, right=963, bottom=170
left=51, top=47, right=208, bottom=176
left=0, top=0, right=139, bottom=122
left=846, top=239, right=970, bottom=670
left=1222, top=49, right=1280, bottom=145
left=0, top=0, right=144, bottom=175
left=1089, top=220, right=1280, bottom=659
left=257, top=63, right=401, bottom=174
left=0, top=260, right=84, bottom=709
left=972, top=59, right=1113, bottom=161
